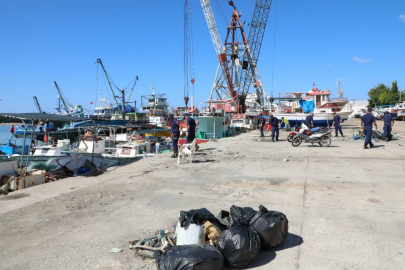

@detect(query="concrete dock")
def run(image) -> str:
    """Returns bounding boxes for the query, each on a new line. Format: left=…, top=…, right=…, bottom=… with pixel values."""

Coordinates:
left=0, top=118, right=404, bottom=270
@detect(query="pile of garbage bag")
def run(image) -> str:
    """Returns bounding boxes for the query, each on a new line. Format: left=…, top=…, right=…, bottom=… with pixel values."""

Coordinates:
left=133, top=206, right=289, bottom=269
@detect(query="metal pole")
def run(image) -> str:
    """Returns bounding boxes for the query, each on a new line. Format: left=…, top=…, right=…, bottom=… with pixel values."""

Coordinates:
left=214, top=119, right=216, bottom=139
left=122, top=90, right=126, bottom=120
left=24, top=120, right=37, bottom=178
left=20, top=120, right=28, bottom=167
left=91, top=122, right=95, bottom=164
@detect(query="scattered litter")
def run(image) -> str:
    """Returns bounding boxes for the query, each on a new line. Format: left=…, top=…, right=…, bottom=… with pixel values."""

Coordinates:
left=109, top=248, right=123, bottom=253
left=176, top=222, right=205, bottom=245
left=368, top=198, right=382, bottom=204
left=283, top=158, right=289, bottom=162
left=131, top=205, right=289, bottom=269
left=204, top=221, right=221, bottom=245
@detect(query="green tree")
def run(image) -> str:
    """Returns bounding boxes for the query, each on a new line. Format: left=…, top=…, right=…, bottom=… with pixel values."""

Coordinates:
left=391, top=81, right=399, bottom=93
left=368, top=83, right=389, bottom=107
left=368, top=82, right=403, bottom=107
left=378, top=90, right=391, bottom=105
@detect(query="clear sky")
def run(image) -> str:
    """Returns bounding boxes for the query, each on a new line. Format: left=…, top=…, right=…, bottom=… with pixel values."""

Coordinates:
left=0, top=0, right=404, bottom=113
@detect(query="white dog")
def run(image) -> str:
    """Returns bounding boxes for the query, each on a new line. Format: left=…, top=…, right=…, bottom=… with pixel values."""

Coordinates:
left=177, top=145, right=193, bottom=165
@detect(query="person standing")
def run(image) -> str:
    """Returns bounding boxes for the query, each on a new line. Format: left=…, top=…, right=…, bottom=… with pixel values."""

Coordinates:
left=185, top=113, right=196, bottom=143
left=305, top=113, right=314, bottom=128
left=381, top=111, right=394, bottom=141
left=283, top=117, right=290, bottom=129
left=169, top=114, right=180, bottom=158
left=361, top=108, right=378, bottom=149
left=332, top=112, right=344, bottom=137
left=259, top=112, right=265, bottom=137
left=30, top=139, right=36, bottom=155
left=269, top=114, right=280, bottom=142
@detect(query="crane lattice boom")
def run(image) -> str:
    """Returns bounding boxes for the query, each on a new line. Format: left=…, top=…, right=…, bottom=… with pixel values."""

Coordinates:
left=200, top=0, right=235, bottom=98
left=239, top=0, right=273, bottom=95
left=200, top=0, right=223, bottom=55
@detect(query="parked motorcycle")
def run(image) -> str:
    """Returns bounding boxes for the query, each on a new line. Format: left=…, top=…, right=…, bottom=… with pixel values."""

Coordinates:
left=287, top=125, right=302, bottom=142
left=291, top=124, right=332, bottom=147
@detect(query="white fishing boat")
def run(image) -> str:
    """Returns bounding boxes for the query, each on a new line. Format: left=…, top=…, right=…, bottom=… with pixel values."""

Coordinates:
left=74, top=135, right=105, bottom=154
left=271, top=82, right=353, bottom=127
left=32, top=139, right=71, bottom=157
left=142, top=84, right=170, bottom=128
left=102, top=141, right=152, bottom=159
left=94, top=98, right=114, bottom=119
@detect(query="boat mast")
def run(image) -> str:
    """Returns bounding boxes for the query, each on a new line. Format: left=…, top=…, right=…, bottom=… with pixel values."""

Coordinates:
left=96, top=59, right=123, bottom=116
left=54, top=81, right=69, bottom=113
left=33, top=96, right=43, bottom=113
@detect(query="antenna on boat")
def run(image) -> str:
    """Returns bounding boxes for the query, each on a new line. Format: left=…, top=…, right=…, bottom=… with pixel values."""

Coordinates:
left=337, top=79, right=343, bottom=99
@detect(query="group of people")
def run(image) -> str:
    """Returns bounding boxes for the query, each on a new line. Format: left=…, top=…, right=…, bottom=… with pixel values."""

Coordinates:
left=167, top=108, right=395, bottom=156
left=258, top=108, right=394, bottom=149
left=361, top=108, right=394, bottom=149
left=168, top=113, right=197, bottom=158
left=258, top=113, right=286, bottom=142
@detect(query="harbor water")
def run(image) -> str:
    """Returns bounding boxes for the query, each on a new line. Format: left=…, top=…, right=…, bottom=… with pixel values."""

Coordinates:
left=0, top=125, right=29, bottom=146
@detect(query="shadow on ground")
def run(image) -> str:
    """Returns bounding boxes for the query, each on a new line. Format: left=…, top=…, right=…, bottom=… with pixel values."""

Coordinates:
left=192, top=159, right=215, bottom=163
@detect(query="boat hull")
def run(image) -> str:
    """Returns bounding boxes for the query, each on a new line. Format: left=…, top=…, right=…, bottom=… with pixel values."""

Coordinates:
left=271, top=112, right=352, bottom=127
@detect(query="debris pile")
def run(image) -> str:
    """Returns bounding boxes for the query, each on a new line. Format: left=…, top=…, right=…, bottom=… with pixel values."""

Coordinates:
left=353, top=129, right=402, bottom=141
left=132, top=205, right=289, bottom=269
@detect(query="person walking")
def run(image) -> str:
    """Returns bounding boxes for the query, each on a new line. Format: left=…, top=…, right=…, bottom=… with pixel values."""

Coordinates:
left=332, top=112, right=344, bottom=137
left=305, top=113, right=314, bottom=128
left=259, top=112, right=265, bottom=137
left=168, top=114, right=180, bottom=158
left=185, top=113, right=196, bottom=143
left=269, top=114, right=280, bottom=142
left=361, top=108, right=378, bottom=149
left=381, top=111, right=394, bottom=141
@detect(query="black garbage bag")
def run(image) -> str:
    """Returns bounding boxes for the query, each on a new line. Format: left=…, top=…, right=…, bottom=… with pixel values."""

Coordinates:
left=250, top=205, right=289, bottom=250
left=372, top=130, right=385, bottom=140
left=179, top=208, right=219, bottom=228
left=217, top=224, right=261, bottom=268
left=215, top=210, right=233, bottom=230
left=229, top=205, right=289, bottom=250
left=154, top=244, right=224, bottom=270
left=230, top=205, right=257, bottom=225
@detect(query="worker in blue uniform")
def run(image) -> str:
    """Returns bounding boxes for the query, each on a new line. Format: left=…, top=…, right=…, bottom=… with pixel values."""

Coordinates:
left=361, top=108, right=378, bottom=149
left=169, top=114, right=180, bottom=158
left=305, top=113, right=314, bottom=128
left=185, top=113, right=196, bottom=143
left=331, top=112, right=344, bottom=137
left=269, top=114, right=280, bottom=142
left=259, top=112, right=265, bottom=137
left=381, top=111, right=394, bottom=141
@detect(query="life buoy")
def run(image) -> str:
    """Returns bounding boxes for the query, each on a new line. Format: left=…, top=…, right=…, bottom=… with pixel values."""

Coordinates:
left=234, top=113, right=242, bottom=120
left=146, top=111, right=152, bottom=117
left=187, top=106, right=197, bottom=113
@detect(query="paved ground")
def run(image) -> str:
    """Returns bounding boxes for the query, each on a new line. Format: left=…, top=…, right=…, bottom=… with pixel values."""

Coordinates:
left=0, top=118, right=404, bottom=270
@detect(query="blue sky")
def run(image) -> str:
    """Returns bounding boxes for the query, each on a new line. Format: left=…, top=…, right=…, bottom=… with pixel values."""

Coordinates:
left=0, top=0, right=404, bottom=113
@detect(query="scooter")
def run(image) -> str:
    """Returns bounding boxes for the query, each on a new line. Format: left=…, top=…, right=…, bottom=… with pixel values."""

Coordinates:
left=287, top=125, right=302, bottom=142
left=291, top=124, right=332, bottom=147
left=287, top=124, right=320, bottom=142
